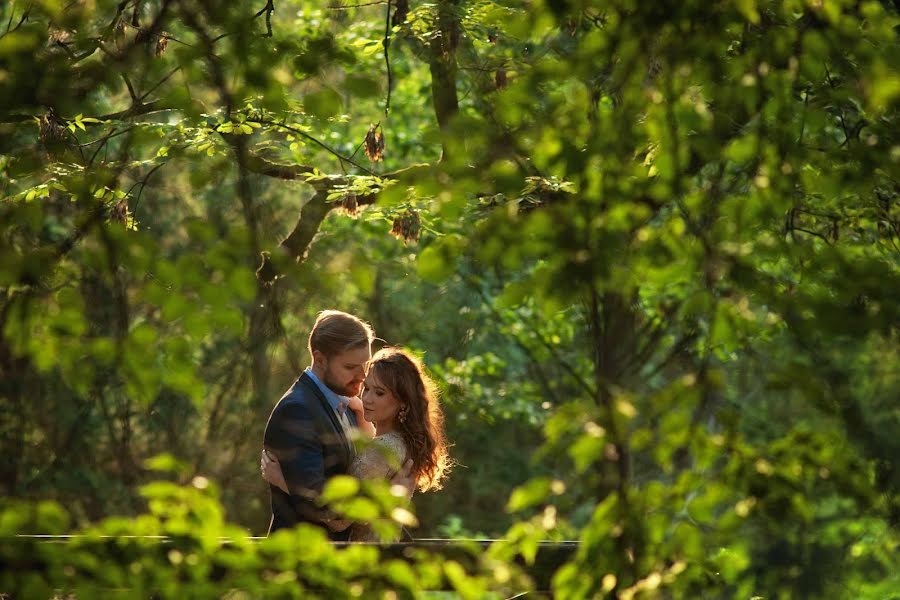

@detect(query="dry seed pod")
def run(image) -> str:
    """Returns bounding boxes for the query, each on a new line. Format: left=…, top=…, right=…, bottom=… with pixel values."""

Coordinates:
left=38, top=112, right=66, bottom=146
left=48, top=28, right=72, bottom=45
left=495, top=68, right=507, bottom=89
left=339, top=194, right=359, bottom=216
left=392, top=0, right=409, bottom=27
left=390, top=209, right=420, bottom=243
left=110, top=199, right=128, bottom=226
left=135, top=27, right=152, bottom=46
left=155, top=34, right=169, bottom=57
left=364, top=125, right=385, bottom=162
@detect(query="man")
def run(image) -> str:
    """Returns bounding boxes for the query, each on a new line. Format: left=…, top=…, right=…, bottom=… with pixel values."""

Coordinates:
left=262, top=310, right=399, bottom=539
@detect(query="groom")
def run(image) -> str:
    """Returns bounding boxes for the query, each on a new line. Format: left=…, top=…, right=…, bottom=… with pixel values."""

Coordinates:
left=263, top=310, right=404, bottom=539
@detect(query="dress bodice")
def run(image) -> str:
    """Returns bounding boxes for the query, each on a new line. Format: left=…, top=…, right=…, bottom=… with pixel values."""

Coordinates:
left=348, top=432, right=408, bottom=542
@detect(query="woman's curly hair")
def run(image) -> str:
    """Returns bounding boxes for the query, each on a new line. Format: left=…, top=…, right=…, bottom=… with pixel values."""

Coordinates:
left=368, top=347, right=451, bottom=492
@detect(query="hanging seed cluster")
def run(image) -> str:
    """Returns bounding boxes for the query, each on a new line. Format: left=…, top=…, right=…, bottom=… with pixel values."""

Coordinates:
left=392, top=0, right=410, bottom=27
left=155, top=34, right=169, bottom=57
left=364, top=125, right=385, bottom=162
left=132, top=27, right=168, bottom=56
left=110, top=200, right=129, bottom=226
left=390, top=209, right=420, bottom=243
left=338, top=194, right=359, bottom=216
left=38, top=112, right=66, bottom=146
left=495, top=68, right=507, bottom=89
left=48, top=28, right=72, bottom=45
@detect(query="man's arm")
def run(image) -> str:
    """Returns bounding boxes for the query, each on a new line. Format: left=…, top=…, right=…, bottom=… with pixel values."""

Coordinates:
left=265, top=402, right=341, bottom=527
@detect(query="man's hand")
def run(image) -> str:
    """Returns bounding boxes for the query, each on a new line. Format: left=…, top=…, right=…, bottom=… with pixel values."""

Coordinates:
left=389, top=459, right=415, bottom=500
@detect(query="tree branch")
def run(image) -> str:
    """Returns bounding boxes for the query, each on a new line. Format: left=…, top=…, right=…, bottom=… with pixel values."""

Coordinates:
left=254, top=0, right=275, bottom=37
left=253, top=119, right=375, bottom=174
left=383, top=0, right=393, bottom=116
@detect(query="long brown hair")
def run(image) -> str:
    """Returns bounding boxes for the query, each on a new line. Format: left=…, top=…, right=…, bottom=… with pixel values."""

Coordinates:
left=368, top=347, right=451, bottom=492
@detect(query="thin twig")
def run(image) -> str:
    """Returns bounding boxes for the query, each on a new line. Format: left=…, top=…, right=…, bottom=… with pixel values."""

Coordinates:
left=327, top=1, right=388, bottom=9
left=54, top=40, right=78, bottom=59
left=129, top=160, right=166, bottom=216
left=467, top=275, right=597, bottom=400
left=122, top=73, right=138, bottom=102
left=66, top=129, right=87, bottom=163
left=254, top=0, right=275, bottom=37
left=209, top=0, right=274, bottom=42
left=121, top=21, right=193, bottom=47
left=4, top=6, right=15, bottom=34
left=3, top=2, right=31, bottom=37
left=797, top=90, right=809, bottom=145
left=383, top=0, right=392, bottom=115
left=255, top=119, right=375, bottom=174
left=83, top=128, right=125, bottom=164
left=140, top=66, right=180, bottom=101
left=792, top=227, right=833, bottom=244
left=348, top=136, right=367, bottom=161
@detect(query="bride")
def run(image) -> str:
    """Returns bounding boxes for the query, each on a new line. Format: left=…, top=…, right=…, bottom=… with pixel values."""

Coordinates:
left=261, top=347, right=451, bottom=541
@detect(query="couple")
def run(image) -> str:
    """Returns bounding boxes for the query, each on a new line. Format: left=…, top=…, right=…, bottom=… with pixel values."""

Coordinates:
left=260, top=310, right=451, bottom=541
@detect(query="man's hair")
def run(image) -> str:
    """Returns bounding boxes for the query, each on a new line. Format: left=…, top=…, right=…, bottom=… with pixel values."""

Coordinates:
left=308, top=310, right=374, bottom=358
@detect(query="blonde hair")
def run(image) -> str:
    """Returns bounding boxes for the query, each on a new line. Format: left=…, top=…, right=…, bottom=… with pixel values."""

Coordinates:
left=308, top=310, right=374, bottom=358
left=368, top=347, right=451, bottom=492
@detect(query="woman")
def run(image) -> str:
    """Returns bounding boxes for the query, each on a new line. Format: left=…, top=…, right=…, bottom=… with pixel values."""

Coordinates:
left=261, top=347, right=451, bottom=541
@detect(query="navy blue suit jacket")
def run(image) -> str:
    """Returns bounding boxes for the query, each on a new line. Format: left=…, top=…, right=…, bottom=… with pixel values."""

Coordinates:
left=263, top=372, right=356, bottom=540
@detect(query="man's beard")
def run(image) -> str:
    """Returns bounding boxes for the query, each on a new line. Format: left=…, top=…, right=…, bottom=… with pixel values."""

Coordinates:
left=323, top=372, right=359, bottom=397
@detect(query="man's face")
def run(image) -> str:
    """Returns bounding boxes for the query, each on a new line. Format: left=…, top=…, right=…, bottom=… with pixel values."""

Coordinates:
left=319, top=345, right=370, bottom=397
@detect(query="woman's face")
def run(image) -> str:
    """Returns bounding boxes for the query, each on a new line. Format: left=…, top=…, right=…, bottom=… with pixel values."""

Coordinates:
left=361, top=370, right=402, bottom=430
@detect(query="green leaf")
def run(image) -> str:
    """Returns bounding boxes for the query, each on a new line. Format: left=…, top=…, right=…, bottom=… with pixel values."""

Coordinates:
left=725, top=135, right=757, bottom=163
left=735, top=0, right=760, bottom=23
left=320, top=475, right=360, bottom=503
left=569, top=433, right=605, bottom=473
left=304, top=88, right=343, bottom=119
left=144, top=453, right=190, bottom=475
left=507, top=477, right=552, bottom=512
left=333, top=496, right=379, bottom=521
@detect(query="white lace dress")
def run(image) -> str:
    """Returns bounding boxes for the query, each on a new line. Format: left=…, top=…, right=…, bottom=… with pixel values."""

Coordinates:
left=347, top=431, right=408, bottom=542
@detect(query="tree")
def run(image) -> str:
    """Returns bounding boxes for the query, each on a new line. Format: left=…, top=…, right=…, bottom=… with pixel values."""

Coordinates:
left=1, top=0, right=898, bottom=597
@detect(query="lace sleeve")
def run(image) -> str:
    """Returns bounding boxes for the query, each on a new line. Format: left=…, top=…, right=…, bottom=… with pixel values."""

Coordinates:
left=350, top=434, right=407, bottom=482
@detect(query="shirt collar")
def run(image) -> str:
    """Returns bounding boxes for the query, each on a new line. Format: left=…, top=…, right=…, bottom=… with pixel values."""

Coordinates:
left=305, top=367, right=349, bottom=414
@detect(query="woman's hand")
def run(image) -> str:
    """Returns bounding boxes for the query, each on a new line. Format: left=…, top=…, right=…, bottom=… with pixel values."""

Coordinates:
left=260, top=449, right=288, bottom=494
left=389, top=459, right=416, bottom=499
left=327, top=518, right=352, bottom=532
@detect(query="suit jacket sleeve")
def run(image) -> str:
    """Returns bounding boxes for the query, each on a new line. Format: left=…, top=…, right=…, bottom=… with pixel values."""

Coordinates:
left=266, top=401, right=337, bottom=526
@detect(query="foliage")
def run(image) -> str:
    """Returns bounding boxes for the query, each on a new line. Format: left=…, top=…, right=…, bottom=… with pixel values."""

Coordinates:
left=1, top=0, right=898, bottom=597
left=1, top=461, right=525, bottom=598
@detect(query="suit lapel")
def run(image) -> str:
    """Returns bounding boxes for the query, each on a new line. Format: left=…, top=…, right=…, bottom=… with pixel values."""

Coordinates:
left=299, top=373, right=355, bottom=465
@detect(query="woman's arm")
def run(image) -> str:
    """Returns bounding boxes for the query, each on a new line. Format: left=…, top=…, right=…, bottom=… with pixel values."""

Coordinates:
left=261, top=450, right=351, bottom=532
left=261, top=449, right=288, bottom=494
